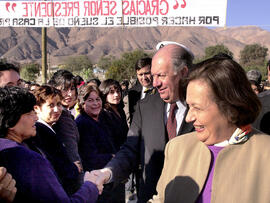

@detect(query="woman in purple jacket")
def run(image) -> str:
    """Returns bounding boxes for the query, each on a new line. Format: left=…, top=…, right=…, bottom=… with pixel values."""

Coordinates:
left=0, top=86, right=99, bottom=202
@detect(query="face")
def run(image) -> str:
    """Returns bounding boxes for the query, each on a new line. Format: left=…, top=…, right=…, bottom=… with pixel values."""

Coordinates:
left=59, top=85, right=77, bottom=108
left=106, top=86, right=121, bottom=105
left=186, top=79, right=236, bottom=145
left=83, top=91, right=102, bottom=120
left=137, top=66, right=153, bottom=88
left=34, top=96, right=63, bottom=126
left=0, top=70, right=20, bottom=87
left=9, top=110, right=38, bottom=142
left=152, top=55, right=187, bottom=103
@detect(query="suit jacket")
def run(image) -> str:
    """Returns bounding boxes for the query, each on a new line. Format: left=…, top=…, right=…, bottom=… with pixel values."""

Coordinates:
left=106, top=92, right=194, bottom=203
left=151, top=130, right=270, bottom=203
left=128, top=82, right=142, bottom=123
left=253, top=91, right=270, bottom=135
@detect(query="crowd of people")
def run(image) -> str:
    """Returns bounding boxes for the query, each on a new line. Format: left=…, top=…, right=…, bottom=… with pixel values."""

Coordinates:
left=1, top=41, right=270, bottom=203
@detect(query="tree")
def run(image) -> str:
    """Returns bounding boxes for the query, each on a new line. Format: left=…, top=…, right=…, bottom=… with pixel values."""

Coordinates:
left=20, top=63, right=40, bottom=82
left=204, top=44, right=233, bottom=59
left=61, top=55, right=94, bottom=79
left=240, top=44, right=268, bottom=67
left=97, top=55, right=115, bottom=72
left=105, top=49, right=149, bottom=81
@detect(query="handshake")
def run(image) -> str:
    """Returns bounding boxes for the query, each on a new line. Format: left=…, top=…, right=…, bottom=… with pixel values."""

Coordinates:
left=83, top=168, right=112, bottom=194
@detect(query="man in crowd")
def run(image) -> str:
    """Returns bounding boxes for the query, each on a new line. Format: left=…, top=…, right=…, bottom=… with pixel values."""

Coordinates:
left=0, top=62, right=20, bottom=202
left=0, top=62, right=20, bottom=87
left=91, top=43, right=194, bottom=202
left=128, top=57, right=154, bottom=123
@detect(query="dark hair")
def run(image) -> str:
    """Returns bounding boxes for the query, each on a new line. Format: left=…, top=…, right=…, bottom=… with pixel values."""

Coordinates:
left=32, top=85, right=63, bottom=107
left=86, top=78, right=101, bottom=87
left=99, top=79, right=122, bottom=109
left=74, top=75, right=84, bottom=87
left=187, top=57, right=261, bottom=127
left=77, top=84, right=103, bottom=113
left=120, top=80, right=129, bottom=89
left=213, top=52, right=233, bottom=60
left=0, top=62, right=19, bottom=74
left=267, top=60, right=270, bottom=68
left=135, top=57, right=152, bottom=71
left=48, top=70, right=77, bottom=95
left=0, top=86, right=36, bottom=137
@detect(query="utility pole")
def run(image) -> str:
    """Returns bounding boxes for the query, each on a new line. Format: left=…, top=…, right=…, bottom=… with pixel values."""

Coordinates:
left=41, top=27, right=47, bottom=84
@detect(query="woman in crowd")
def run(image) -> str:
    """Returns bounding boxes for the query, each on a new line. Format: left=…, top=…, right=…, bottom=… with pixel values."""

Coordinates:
left=76, top=84, right=124, bottom=203
left=0, top=86, right=99, bottom=202
left=30, top=85, right=82, bottom=195
left=76, top=84, right=116, bottom=171
left=49, top=70, right=78, bottom=117
left=75, top=85, right=115, bottom=171
left=48, top=70, right=83, bottom=187
left=99, top=79, right=128, bottom=151
left=150, top=56, right=270, bottom=203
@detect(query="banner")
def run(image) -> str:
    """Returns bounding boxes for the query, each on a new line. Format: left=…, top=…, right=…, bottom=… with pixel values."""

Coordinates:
left=0, top=0, right=227, bottom=27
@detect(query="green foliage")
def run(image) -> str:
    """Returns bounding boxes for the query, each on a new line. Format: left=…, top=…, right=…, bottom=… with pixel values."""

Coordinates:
left=240, top=44, right=268, bottom=66
left=104, top=49, right=149, bottom=81
left=80, top=67, right=95, bottom=80
left=20, top=63, right=40, bottom=82
left=204, top=44, right=233, bottom=59
left=97, top=55, right=115, bottom=72
left=61, top=55, right=94, bottom=78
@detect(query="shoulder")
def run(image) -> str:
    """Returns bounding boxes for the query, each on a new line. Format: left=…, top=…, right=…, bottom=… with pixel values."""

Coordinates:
left=0, top=140, right=47, bottom=164
left=168, top=132, right=198, bottom=147
left=140, top=91, right=163, bottom=105
left=0, top=138, right=20, bottom=151
left=248, top=129, right=270, bottom=145
left=75, top=113, right=91, bottom=124
left=129, top=83, right=142, bottom=92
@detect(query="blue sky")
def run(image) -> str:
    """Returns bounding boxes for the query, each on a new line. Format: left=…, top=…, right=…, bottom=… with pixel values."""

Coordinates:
left=227, top=0, right=270, bottom=31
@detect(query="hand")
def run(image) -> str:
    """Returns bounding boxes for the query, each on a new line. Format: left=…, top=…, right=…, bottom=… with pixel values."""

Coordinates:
left=90, top=169, right=112, bottom=194
left=84, top=171, right=104, bottom=194
left=0, top=167, right=17, bottom=202
left=73, top=161, right=83, bottom=173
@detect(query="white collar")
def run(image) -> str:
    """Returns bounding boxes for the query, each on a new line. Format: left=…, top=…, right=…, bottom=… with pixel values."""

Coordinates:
left=37, top=119, right=56, bottom=134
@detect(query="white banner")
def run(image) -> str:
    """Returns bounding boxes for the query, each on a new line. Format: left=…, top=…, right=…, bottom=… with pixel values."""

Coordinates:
left=0, top=0, right=227, bottom=27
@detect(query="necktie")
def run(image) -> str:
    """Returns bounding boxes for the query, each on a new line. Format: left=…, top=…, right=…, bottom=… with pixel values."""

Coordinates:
left=167, top=103, right=178, bottom=140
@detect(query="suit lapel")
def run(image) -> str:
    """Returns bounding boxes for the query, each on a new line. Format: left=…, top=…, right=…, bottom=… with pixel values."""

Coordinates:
left=178, top=108, right=194, bottom=136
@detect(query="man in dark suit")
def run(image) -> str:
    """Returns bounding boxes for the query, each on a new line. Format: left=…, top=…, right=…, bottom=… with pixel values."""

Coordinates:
left=128, top=57, right=153, bottom=123
left=92, top=43, right=194, bottom=202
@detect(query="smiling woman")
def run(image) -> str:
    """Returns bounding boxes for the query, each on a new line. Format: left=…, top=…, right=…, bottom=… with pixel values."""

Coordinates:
left=0, top=86, right=99, bottom=202
left=76, top=83, right=123, bottom=202
left=150, top=56, right=270, bottom=203
left=30, top=85, right=82, bottom=195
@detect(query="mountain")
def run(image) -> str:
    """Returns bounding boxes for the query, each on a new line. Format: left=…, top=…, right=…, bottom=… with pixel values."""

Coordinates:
left=0, top=26, right=269, bottom=65
left=215, top=26, right=270, bottom=58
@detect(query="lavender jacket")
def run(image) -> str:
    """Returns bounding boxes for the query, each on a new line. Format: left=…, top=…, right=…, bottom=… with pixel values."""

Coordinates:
left=0, top=138, right=98, bottom=203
